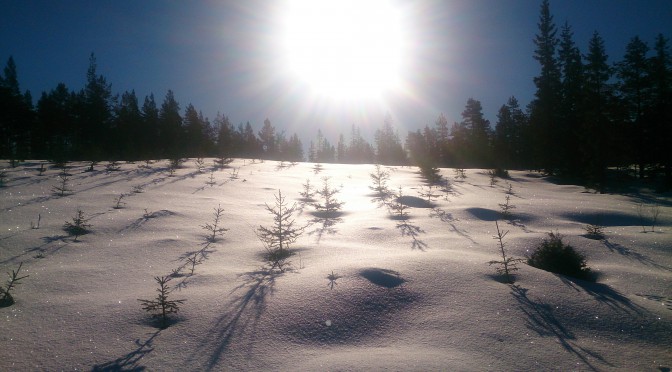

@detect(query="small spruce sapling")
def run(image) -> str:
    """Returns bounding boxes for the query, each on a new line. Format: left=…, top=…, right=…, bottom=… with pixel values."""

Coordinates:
left=52, top=170, right=72, bottom=196
left=498, top=194, right=516, bottom=219
left=388, top=186, right=410, bottom=219
left=86, top=161, right=99, bottom=172
left=256, top=190, right=305, bottom=271
left=229, top=167, right=239, bottom=180
left=138, top=276, right=185, bottom=329
left=488, top=221, right=524, bottom=283
left=299, top=179, right=316, bottom=200
left=0, top=170, right=7, bottom=187
left=63, top=209, right=92, bottom=241
left=106, top=161, right=121, bottom=172
left=369, top=164, right=390, bottom=197
left=0, top=262, right=29, bottom=307
left=206, top=171, right=216, bottom=186
left=453, top=168, right=466, bottom=180
left=583, top=223, right=605, bottom=240
left=419, top=185, right=440, bottom=203
left=113, top=193, right=127, bottom=209
left=201, top=204, right=229, bottom=242
left=487, top=169, right=499, bottom=186
left=38, top=163, right=46, bottom=176
left=314, top=177, right=344, bottom=213
left=194, top=158, right=205, bottom=172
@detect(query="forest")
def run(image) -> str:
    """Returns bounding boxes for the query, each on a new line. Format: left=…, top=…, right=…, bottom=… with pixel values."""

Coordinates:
left=1, top=1, right=670, bottom=191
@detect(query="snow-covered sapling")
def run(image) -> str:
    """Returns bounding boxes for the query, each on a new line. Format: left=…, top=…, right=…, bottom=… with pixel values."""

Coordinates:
left=86, top=161, right=99, bottom=172
left=138, top=276, right=185, bottom=329
left=194, top=158, right=205, bottom=172
left=369, top=164, right=390, bottom=197
left=388, top=186, right=409, bottom=219
left=505, top=183, right=514, bottom=195
left=229, top=167, right=239, bottom=180
left=256, top=190, right=304, bottom=271
left=583, top=224, right=605, bottom=239
left=201, top=204, right=228, bottom=242
left=487, top=169, right=499, bottom=186
left=453, top=168, right=466, bottom=180
left=419, top=185, right=440, bottom=203
left=206, top=171, right=216, bottom=186
left=52, top=170, right=72, bottom=196
left=113, top=193, right=127, bottom=209
left=498, top=194, right=516, bottom=219
left=488, top=221, right=524, bottom=284
left=314, top=177, right=344, bottom=213
left=299, top=179, right=316, bottom=200
left=63, top=209, right=92, bottom=241
left=0, top=262, right=29, bottom=307
left=106, top=161, right=121, bottom=172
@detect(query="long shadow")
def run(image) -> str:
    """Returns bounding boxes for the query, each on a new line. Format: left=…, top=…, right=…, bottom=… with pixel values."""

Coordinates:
left=429, top=207, right=476, bottom=244
left=558, top=276, right=645, bottom=315
left=395, top=219, right=427, bottom=250
left=603, top=239, right=671, bottom=272
left=305, top=211, right=343, bottom=244
left=511, top=285, right=610, bottom=371
left=187, top=269, right=278, bottom=371
left=91, top=330, right=160, bottom=371
left=119, top=210, right=176, bottom=232
left=557, top=211, right=641, bottom=227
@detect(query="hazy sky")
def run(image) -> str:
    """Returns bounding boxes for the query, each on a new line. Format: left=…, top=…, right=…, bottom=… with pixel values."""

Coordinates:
left=1, top=0, right=670, bottom=142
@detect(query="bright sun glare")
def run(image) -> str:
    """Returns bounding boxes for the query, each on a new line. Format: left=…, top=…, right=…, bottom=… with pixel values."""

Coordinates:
left=282, top=0, right=406, bottom=100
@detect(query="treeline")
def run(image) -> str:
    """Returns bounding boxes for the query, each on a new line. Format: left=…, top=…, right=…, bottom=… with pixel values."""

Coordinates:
left=1, top=1, right=670, bottom=189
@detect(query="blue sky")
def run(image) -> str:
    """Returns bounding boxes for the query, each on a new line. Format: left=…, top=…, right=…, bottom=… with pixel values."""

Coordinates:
left=1, top=0, right=670, bottom=143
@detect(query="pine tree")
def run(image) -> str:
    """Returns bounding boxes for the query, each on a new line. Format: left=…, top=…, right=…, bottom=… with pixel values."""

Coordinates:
left=557, top=22, right=585, bottom=176
left=582, top=31, right=613, bottom=191
left=617, top=36, right=651, bottom=179
left=256, top=190, right=304, bottom=271
left=529, top=0, right=561, bottom=173
left=649, top=34, right=672, bottom=187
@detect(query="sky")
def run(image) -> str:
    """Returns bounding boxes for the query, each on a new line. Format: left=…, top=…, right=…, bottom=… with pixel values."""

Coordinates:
left=1, top=0, right=671, bottom=144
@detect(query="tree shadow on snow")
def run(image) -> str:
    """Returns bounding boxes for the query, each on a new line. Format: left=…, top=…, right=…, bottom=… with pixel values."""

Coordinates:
left=557, top=276, right=645, bottom=315
left=429, top=207, right=476, bottom=244
left=187, top=269, right=279, bottom=370
left=602, top=239, right=672, bottom=272
left=305, top=211, right=344, bottom=244
left=91, top=330, right=161, bottom=371
left=510, top=285, right=611, bottom=371
left=395, top=219, right=428, bottom=250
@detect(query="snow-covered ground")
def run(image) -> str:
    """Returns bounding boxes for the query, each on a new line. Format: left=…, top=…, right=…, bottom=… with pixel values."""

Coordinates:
left=1, top=159, right=670, bottom=371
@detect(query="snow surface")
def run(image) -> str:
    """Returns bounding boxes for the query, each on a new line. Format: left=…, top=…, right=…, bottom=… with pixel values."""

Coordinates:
left=1, top=159, right=671, bottom=371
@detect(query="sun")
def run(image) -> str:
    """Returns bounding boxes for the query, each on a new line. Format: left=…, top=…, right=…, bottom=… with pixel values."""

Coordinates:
left=281, top=0, right=406, bottom=100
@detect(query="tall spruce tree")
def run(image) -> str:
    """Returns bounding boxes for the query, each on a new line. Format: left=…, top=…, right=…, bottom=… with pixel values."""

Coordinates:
left=140, top=94, right=160, bottom=161
left=558, top=22, right=585, bottom=176
left=617, top=36, right=651, bottom=178
left=529, top=0, right=561, bottom=173
left=79, top=53, right=114, bottom=160
left=461, top=98, right=492, bottom=167
left=158, top=90, right=183, bottom=159
left=582, top=31, right=613, bottom=190
left=649, top=34, right=672, bottom=186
